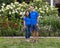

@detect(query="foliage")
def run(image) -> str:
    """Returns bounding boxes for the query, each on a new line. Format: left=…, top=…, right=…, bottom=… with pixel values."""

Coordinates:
left=39, top=16, right=60, bottom=36
left=0, top=0, right=59, bottom=36
left=0, top=0, right=15, bottom=9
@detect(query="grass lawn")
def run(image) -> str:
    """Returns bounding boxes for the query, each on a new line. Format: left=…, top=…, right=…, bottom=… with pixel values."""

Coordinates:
left=0, top=38, right=60, bottom=48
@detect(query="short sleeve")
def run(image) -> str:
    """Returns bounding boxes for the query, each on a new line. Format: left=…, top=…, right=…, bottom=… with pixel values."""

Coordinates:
left=24, top=16, right=25, bottom=20
left=36, top=11, right=39, bottom=17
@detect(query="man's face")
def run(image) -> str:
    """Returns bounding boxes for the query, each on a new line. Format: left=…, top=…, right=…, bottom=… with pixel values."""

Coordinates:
left=29, top=6, right=34, bottom=11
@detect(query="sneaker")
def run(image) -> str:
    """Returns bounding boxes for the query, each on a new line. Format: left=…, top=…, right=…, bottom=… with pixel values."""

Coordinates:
left=33, top=40, right=38, bottom=43
left=25, top=39, right=30, bottom=42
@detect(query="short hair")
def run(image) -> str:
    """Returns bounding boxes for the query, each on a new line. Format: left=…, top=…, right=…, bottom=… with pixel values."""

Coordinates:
left=30, top=5, right=34, bottom=7
left=30, top=5, right=34, bottom=8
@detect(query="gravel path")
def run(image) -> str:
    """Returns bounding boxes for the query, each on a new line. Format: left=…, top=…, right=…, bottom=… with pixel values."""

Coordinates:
left=0, top=36, right=60, bottom=38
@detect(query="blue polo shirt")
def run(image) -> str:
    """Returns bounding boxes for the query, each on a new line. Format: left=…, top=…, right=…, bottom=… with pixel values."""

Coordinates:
left=30, top=11, right=39, bottom=25
left=24, top=16, right=31, bottom=25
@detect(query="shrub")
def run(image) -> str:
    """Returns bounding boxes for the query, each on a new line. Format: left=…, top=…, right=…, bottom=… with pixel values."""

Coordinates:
left=0, top=0, right=59, bottom=36
left=0, top=0, right=15, bottom=9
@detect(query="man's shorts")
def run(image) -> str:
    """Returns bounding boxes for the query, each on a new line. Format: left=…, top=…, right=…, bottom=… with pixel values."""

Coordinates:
left=31, top=25, right=38, bottom=32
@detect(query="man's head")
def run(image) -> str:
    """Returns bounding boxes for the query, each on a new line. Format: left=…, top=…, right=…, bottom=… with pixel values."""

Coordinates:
left=29, top=5, right=34, bottom=11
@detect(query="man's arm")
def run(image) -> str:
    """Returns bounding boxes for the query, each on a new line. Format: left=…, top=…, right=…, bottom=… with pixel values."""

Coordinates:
left=36, top=12, right=40, bottom=27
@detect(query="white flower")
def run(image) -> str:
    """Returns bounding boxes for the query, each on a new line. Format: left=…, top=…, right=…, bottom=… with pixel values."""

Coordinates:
left=45, top=2, right=48, bottom=4
left=12, top=11, right=15, bottom=14
left=17, top=8, right=20, bottom=10
left=38, top=16, right=40, bottom=19
left=15, top=9, right=17, bottom=11
left=6, top=7, right=9, bottom=10
left=7, top=5, right=11, bottom=8
left=35, top=6, right=38, bottom=9
left=19, top=4, right=23, bottom=6
left=9, top=11, right=11, bottom=14
left=6, top=5, right=11, bottom=9
left=23, top=12, right=25, bottom=15
left=11, top=3, right=14, bottom=5
left=15, top=9, right=18, bottom=12
left=10, top=6, right=13, bottom=9
left=19, top=4, right=21, bottom=6
left=1, top=6, right=4, bottom=8
left=36, top=0, right=39, bottom=1
left=22, top=2, right=25, bottom=4
left=7, top=5, right=13, bottom=9
left=45, top=5, right=47, bottom=8
left=2, top=3, right=5, bottom=6
left=6, top=5, right=13, bottom=9
left=46, top=7, right=49, bottom=11
left=11, top=3, right=15, bottom=8
left=19, top=4, right=24, bottom=7
left=21, top=8, right=24, bottom=11
left=15, top=10, right=18, bottom=13
left=1, top=9, right=4, bottom=12
left=20, top=12, right=23, bottom=15
left=56, top=14, right=58, bottom=16
left=40, top=16, right=42, bottom=18
left=14, top=2, right=19, bottom=5
left=39, top=8, right=42, bottom=10
left=40, top=11, right=45, bottom=13
left=12, top=10, right=15, bottom=14
left=12, top=5, right=15, bottom=8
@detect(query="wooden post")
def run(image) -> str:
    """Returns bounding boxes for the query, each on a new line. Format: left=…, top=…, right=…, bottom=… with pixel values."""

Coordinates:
left=50, top=0, right=54, bottom=7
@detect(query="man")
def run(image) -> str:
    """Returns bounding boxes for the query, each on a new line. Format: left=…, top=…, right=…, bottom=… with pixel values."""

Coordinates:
left=29, top=5, right=39, bottom=42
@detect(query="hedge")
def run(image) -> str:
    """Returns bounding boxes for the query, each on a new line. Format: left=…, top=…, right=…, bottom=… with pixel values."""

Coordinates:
left=0, top=0, right=60, bottom=36
left=0, top=0, right=15, bottom=9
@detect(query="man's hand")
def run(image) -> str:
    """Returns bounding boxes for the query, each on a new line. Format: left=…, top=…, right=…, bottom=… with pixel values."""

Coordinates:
left=36, top=23, right=39, bottom=27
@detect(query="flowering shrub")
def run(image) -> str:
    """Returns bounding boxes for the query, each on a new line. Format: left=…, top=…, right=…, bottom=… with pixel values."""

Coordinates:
left=0, top=0, right=58, bottom=18
left=0, top=2, right=28, bottom=20
left=0, top=2, right=29, bottom=36
left=0, top=0, right=59, bottom=36
left=0, top=0, right=15, bottom=9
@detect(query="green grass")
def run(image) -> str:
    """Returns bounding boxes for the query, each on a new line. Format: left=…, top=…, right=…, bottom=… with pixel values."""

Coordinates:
left=0, top=38, right=60, bottom=48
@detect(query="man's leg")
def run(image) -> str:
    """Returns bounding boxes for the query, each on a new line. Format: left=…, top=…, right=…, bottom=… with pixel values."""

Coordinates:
left=32, top=31, right=39, bottom=43
left=35, top=25, right=39, bottom=42
left=32, top=31, right=35, bottom=40
left=31, top=25, right=35, bottom=41
left=35, top=32, right=39, bottom=41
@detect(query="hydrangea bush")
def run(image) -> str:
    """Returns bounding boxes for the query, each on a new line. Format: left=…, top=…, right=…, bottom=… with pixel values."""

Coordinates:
left=0, top=0, right=60, bottom=36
